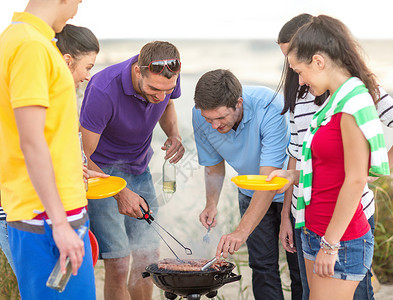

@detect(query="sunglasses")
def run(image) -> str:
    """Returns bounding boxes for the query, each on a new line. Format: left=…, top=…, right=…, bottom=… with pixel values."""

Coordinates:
left=141, top=59, right=181, bottom=74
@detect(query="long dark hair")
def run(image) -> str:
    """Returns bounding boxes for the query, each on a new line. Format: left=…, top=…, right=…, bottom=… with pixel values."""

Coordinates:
left=56, top=24, right=100, bottom=59
left=288, top=15, right=380, bottom=103
left=277, top=13, right=328, bottom=114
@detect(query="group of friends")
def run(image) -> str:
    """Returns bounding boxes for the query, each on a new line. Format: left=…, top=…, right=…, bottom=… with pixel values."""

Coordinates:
left=0, top=1, right=392, bottom=300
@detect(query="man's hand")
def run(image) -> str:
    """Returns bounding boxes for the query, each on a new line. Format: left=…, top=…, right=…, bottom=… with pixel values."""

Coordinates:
left=162, top=136, right=185, bottom=163
left=52, top=222, right=85, bottom=275
left=279, top=214, right=296, bottom=253
left=113, top=187, right=148, bottom=218
left=199, top=205, right=218, bottom=229
left=216, top=229, right=248, bottom=259
left=266, top=169, right=298, bottom=194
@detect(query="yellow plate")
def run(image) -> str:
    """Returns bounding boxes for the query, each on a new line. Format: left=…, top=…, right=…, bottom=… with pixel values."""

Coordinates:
left=86, top=176, right=127, bottom=199
left=231, top=175, right=288, bottom=191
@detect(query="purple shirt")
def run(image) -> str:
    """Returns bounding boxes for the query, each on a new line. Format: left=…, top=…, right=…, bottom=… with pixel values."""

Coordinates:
left=79, top=55, right=181, bottom=174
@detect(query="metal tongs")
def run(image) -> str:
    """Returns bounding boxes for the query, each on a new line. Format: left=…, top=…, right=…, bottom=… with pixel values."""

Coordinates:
left=138, top=196, right=192, bottom=263
left=201, top=252, right=223, bottom=271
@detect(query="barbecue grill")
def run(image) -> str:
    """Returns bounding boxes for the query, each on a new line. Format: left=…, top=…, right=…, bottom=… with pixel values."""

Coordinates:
left=142, top=262, right=241, bottom=299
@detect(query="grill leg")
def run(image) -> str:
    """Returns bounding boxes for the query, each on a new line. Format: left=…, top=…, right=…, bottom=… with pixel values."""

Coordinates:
left=206, top=290, right=218, bottom=298
left=164, top=291, right=178, bottom=299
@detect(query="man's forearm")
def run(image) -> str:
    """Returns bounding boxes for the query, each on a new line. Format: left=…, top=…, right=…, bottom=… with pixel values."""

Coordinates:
left=205, top=162, right=225, bottom=208
left=235, top=190, right=276, bottom=236
left=21, top=138, right=68, bottom=226
left=235, top=166, right=279, bottom=236
left=15, top=106, right=68, bottom=226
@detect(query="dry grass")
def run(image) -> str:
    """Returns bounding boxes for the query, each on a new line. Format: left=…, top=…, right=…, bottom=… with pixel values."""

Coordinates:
left=370, top=175, right=393, bottom=284
left=0, top=250, right=20, bottom=299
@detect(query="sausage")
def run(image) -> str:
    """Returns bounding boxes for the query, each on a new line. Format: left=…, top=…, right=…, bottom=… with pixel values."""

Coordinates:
left=157, top=258, right=228, bottom=271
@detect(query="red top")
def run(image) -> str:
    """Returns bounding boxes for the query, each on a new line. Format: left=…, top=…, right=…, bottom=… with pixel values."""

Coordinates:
left=305, top=113, right=370, bottom=241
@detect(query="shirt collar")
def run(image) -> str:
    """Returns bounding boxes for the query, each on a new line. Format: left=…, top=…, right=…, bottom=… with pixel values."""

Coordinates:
left=236, top=96, right=253, bottom=132
left=12, top=12, right=56, bottom=42
left=121, top=54, right=144, bottom=98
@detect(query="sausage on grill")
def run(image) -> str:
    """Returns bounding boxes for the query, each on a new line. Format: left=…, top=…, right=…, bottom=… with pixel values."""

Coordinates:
left=157, top=258, right=228, bottom=271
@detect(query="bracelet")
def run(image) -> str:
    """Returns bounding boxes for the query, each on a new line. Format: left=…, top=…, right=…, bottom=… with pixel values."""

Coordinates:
left=321, top=247, right=338, bottom=255
left=320, top=236, right=341, bottom=250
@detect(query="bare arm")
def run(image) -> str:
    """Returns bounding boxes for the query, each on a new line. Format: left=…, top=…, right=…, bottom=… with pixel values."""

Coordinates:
left=199, top=161, right=225, bottom=229
left=314, top=113, right=369, bottom=277
left=15, top=106, right=84, bottom=275
left=217, top=166, right=279, bottom=258
left=79, top=126, right=147, bottom=216
left=279, top=156, right=297, bottom=252
left=159, top=99, right=185, bottom=163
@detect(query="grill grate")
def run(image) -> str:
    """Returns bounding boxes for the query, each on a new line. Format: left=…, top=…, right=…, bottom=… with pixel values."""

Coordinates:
left=147, top=263, right=234, bottom=275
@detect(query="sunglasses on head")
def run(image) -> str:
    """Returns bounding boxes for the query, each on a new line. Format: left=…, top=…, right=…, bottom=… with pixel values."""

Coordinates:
left=141, top=59, right=181, bottom=74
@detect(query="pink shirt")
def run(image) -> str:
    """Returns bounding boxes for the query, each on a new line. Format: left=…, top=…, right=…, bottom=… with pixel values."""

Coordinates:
left=305, top=113, right=370, bottom=241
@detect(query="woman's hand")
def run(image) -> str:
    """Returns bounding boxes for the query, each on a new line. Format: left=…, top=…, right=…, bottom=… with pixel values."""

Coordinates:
left=314, top=248, right=337, bottom=277
left=83, top=165, right=109, bottom=182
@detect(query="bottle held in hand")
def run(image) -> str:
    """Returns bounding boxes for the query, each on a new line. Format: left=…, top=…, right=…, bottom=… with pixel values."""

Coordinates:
left=163, top=159, right=176, bottom=193
left=162, top=142, right=176, bottom=194
left=46, top=225, right=88, bottom=292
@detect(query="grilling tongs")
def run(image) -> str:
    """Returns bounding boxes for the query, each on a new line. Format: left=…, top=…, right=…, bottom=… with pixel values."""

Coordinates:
left=138, top=196, right=192, bottom=263
left=201, top=252, right=224, bottom=271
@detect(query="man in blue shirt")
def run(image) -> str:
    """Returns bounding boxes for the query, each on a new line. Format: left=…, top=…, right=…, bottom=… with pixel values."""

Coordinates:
left=192, top=69, right=301, bottom=300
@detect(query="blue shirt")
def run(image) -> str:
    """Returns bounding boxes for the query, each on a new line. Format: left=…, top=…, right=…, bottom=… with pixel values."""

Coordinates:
left=80, top=55, right=181, bottom=175
left=192, top=86, right=289, bottom=200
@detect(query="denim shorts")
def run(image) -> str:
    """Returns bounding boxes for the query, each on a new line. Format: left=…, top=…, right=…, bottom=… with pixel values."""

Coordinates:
left=301, top=227, right=373, bottom=281
left=88, top=166, right=159, bottom=259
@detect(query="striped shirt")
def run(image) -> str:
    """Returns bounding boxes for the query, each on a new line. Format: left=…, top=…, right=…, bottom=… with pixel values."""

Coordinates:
left=0, top=207, right=5, bottom=221
left=288, top=87, right=393, bottom=220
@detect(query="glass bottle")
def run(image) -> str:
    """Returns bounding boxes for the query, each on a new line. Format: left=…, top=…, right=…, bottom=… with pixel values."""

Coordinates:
left=78, top=132, right=89, bottom=191
left=46, top=225, right=88, bottom=292
left=163, top=159, right=176, bottom=194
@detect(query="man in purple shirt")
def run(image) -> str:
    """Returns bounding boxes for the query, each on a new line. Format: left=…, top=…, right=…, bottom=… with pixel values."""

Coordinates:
left=79, top=41, right=184, bottom=300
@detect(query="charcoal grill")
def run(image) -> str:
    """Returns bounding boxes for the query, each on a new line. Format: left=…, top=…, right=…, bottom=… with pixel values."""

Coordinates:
left=142, top=262, right=241, bottom=299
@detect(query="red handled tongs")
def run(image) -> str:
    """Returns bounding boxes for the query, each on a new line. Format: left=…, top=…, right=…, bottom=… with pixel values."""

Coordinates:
left=138, top=196, right=192, bottom=262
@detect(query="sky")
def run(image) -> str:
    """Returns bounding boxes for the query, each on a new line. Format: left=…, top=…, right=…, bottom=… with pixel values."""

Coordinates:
left=1, top=0, right=393, bottom=40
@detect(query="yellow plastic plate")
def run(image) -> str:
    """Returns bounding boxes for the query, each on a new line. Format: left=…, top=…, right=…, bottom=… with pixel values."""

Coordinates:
left=231, top=175, right=288, bottom=191
left=86, top=176, right=127, bottom=199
